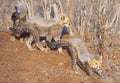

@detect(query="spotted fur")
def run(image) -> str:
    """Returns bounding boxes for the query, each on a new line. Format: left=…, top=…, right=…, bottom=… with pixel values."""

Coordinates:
left=24, top=15, right=72, bottom=52
left=49, top=38, right=105, bottom=78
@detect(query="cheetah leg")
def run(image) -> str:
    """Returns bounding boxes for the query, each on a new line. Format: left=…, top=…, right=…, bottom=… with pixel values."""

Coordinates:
left=25, top=35, right=35, bottom=51
left=82, top=63, right=91, bottom=75
left=95, top=67, right=105, bottom=78
left=29, top=27, right=46, bottom=52
left=35, top=42, right=46, bottom=52
left=10, top=31, right=16, bottom=41
left=54, top=36, right=63, bottom=53
left=69, top=46, right=80, bottom=74
left=35, top=36, right=46, bottom=52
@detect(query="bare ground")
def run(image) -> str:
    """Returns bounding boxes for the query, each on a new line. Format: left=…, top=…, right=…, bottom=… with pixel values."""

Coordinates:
left=0, top=31, right=120, bottom=83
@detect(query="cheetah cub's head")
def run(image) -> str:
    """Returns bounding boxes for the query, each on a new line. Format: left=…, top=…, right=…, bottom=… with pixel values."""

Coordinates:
left=88, top=55, right=102, bottom=69
left=88, top=55, right=105, bottom=78
left=58, top=15, right=71, bottom=26
left=58, top=15, right=73, bottom=36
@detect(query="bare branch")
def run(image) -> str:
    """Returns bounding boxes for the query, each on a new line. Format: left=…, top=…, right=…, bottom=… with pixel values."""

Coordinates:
left=57, top=0, right=63, bottom=15
left=99, top=0, right=108, bottom=16
left=104, top=4, right=120, bottom=30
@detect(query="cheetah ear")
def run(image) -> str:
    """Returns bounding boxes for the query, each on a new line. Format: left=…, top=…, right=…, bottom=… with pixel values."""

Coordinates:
left=61, top=16, right=65, bottom=20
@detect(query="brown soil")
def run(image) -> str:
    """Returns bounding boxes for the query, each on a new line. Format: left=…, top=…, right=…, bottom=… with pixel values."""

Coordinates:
left=0, top=31, right=120, bottom=83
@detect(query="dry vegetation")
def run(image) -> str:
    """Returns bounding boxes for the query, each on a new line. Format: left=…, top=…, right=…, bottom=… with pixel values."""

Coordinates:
left=0, top=0, right=120, bottom=83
